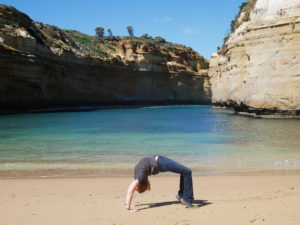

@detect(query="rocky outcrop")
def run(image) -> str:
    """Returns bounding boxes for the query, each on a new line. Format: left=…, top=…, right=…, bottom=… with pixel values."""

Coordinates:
left=0, top=5, right=210, bottom=113
left=209, top=0, right=300, bottom=117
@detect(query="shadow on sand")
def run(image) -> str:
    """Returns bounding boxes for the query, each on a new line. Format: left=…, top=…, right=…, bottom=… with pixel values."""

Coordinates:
left=136, top=199, right=212, bottom=210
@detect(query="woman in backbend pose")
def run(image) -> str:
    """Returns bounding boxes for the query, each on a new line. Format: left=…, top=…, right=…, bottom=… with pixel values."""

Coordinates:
left=125, top=155, right=194, bottom=211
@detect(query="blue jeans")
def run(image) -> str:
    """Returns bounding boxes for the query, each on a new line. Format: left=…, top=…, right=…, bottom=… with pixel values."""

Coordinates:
left=156, top=156, right=194, bottom=202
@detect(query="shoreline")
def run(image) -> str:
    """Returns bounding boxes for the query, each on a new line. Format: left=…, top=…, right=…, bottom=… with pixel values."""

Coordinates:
left=1, top=104, right=300, bottom=118
left=1, top=168, right=300, bottom=179
left=0, top=103, right=211, bottom=115
left=0, top=175, right=299, bottom=225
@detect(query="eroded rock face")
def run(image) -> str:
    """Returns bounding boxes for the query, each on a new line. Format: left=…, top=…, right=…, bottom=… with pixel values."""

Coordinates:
left=209, top=0, right=300, bottom=117
left=0, top=5, right=210, bottom=113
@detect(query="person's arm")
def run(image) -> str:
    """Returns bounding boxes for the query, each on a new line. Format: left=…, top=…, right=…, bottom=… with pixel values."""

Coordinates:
left=125, top=179, right=140, bottom=212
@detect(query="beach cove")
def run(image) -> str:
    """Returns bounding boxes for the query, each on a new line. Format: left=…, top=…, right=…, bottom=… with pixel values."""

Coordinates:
left=1, top=0, right=300, bottom=224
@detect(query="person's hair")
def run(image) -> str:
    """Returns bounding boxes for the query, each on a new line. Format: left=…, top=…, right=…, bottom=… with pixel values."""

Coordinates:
left=134, top=164, right=151, bottom=193
left=137, top=179, right=150, bottom=193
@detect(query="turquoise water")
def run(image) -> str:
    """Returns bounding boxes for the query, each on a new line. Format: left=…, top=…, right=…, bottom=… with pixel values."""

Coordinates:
left=0, top=105, right=300, bottom=177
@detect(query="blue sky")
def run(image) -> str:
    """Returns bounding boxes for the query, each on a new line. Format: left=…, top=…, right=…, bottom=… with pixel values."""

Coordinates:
left=1, top=0, right=246, bottom=58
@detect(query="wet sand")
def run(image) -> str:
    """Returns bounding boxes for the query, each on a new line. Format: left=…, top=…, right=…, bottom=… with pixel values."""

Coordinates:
left=0, top=175, right=299, bottom=225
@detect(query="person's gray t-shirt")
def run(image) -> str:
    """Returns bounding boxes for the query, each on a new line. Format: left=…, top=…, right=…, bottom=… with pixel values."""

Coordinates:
left=134, top=156, right=159, bottom=184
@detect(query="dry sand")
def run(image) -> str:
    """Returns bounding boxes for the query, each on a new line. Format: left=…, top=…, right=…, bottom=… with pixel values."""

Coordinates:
left=0, top=175, right=299, bottom=225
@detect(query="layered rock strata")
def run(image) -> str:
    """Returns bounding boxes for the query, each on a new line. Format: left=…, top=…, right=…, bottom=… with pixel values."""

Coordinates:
left=209, top=0, right=300, bottom=117
left=0, top=5, right=210, bottom=113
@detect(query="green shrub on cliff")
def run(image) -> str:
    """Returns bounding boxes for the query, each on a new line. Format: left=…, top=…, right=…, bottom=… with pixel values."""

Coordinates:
left=140, top=33, right=152, bottom=39
left=130, top=41, right=142, bottom=48
left=95, top=48, right=109, bottom=57
left=63, top=29, right=111, bottom=57
left=153, top=36, right=166, bottom=45
left=64, top=29, right=102, bottom=47
left=74, top=35, right=94, bottom=45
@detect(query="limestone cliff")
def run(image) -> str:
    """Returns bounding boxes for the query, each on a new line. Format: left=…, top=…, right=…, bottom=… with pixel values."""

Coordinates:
left=209, top=0, right=300, bottom=117
left=0, top=5, right=210, bottom=113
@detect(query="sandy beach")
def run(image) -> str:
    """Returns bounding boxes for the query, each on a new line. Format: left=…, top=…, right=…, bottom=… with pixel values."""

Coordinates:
left=0, top=175, right=299, bottom=225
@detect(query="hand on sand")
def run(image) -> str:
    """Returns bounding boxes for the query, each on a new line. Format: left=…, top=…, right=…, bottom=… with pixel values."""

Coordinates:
left=128, top=208, right=138, bottom=213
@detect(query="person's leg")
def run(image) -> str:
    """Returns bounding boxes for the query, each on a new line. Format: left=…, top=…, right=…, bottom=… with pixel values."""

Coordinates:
left=176, top=174, right=184, bottom=200
left=179, top=174, right=184, bottom=195
left=182, top=169, right=193, bottom=202
left=157, top=156, right=194, bottom=202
